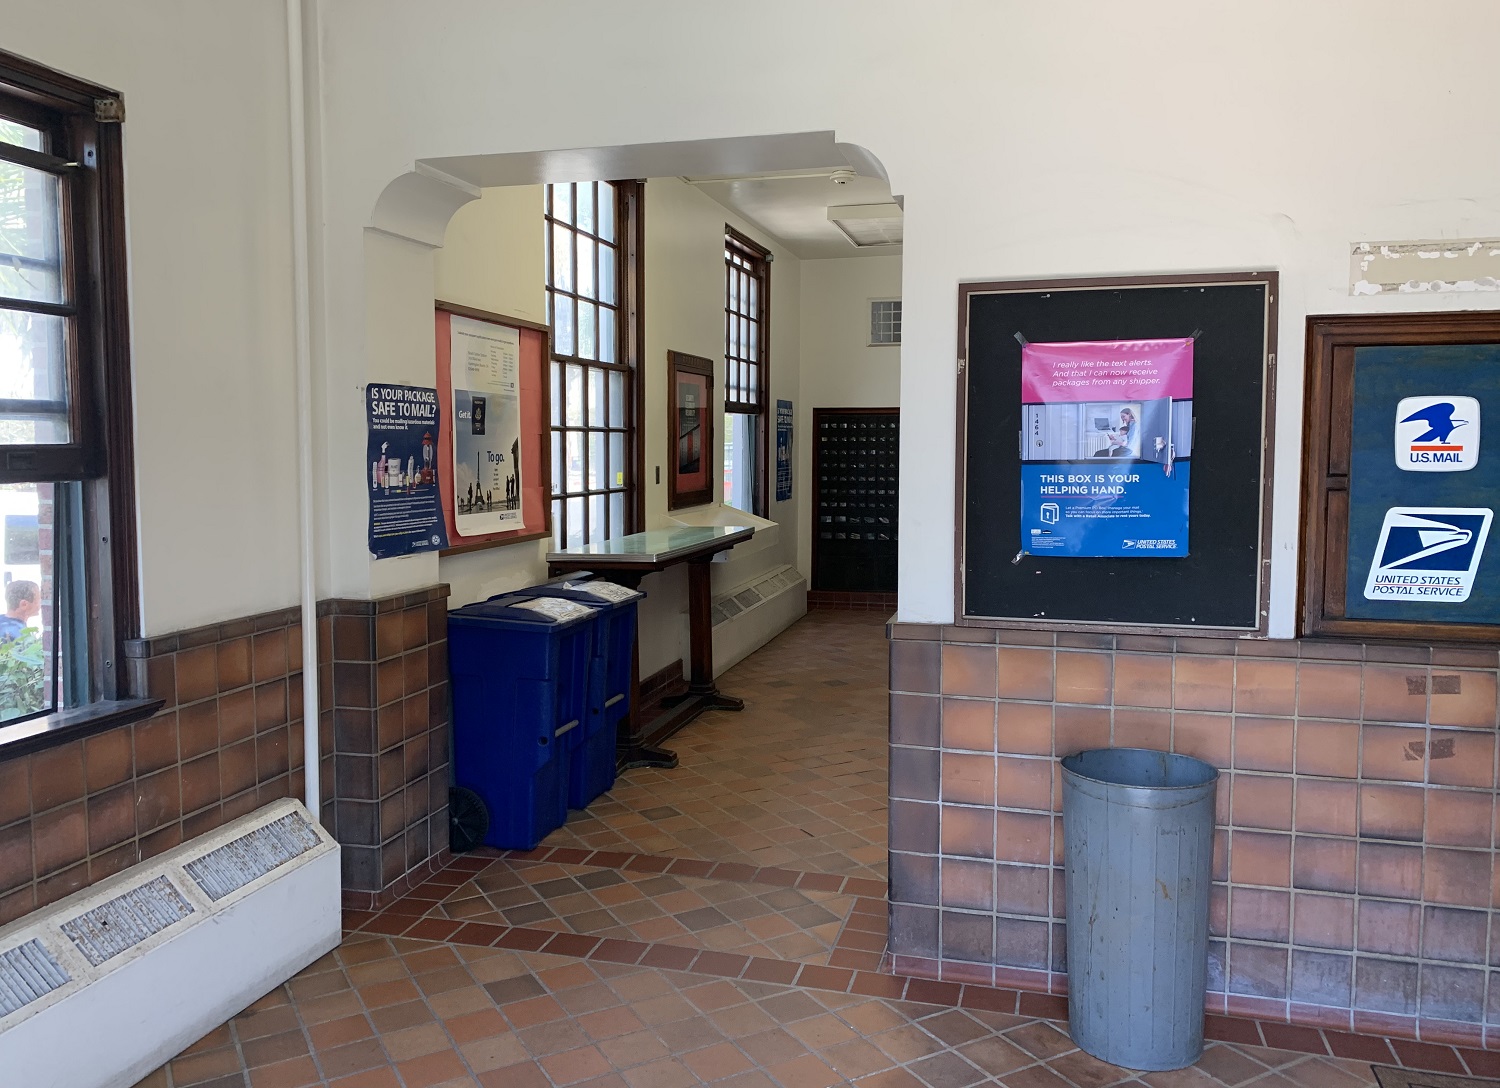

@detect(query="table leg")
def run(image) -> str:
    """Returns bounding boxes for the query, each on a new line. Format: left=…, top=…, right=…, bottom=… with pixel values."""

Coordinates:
left=663, top=557, right=744, bottom=711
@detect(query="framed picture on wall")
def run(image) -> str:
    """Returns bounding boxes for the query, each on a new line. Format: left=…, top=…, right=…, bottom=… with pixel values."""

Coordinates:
left=668, top=351, right=714, bottom=510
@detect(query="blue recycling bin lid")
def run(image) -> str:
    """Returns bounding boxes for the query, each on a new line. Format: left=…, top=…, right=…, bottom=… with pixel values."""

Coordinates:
left=492, top=579, right=644, bottom=612
left=450, top=593, right=598, bottom=629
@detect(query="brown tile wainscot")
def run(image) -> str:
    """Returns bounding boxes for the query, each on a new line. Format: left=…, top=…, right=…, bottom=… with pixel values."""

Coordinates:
left=887, top=622, right=1500, bottom=1048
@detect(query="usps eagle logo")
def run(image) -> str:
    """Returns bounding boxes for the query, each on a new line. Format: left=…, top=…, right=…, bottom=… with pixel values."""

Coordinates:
left=1364, top=507, right=1492, bottom=602
left=1395, top=396, right=1480, bottom=472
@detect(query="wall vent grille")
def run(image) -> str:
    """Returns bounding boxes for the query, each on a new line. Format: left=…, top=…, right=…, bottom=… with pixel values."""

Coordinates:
left=732, top=589, right=762, bottom=610
left=185, top=811, right=321, bottom=902
left=0, top=939, right=69, bottom=1017
left=60, top=876, right=194, bottom=967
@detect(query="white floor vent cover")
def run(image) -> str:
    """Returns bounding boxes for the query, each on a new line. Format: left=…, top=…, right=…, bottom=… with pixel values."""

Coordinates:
left=0, top=797, right=340, bottom=1088
left=0, top=940, right=68, bottom=1018
left=712, top=565, right=802, bottom=628
left=59, top=876, right=194, bottom=968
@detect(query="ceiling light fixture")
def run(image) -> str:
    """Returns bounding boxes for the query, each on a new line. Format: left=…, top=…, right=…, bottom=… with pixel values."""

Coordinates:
left=827, top=202, right=903, bottom=248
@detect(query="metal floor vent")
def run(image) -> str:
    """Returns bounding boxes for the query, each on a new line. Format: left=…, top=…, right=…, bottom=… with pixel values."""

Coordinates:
left=0, top=939, right=69, bottom=1018
left=60, top=875, right=194, bottom=967
left=185, top=811, right=321, bottom=902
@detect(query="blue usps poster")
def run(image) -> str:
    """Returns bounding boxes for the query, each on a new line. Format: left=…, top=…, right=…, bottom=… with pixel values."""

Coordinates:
left=775, top=399, right=793, bottom=502
left=366, top=383, right=449, bottom=558
left=1019, top=338, right=1194, bottom=557
left=1345, top=344, right=1500, bottom=624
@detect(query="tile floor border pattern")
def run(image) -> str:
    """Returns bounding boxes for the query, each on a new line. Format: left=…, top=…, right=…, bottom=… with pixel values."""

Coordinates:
left=340, top=854, right=1500, bottom=1080
left=482, top=846, right=889, bottom=901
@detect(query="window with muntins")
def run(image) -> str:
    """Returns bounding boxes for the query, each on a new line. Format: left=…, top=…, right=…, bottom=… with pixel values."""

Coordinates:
left=545, top=181, right=641, bottom=548
left=723, top=227, right=770, bottom=515
left=0, top=49, right=140, bottom=740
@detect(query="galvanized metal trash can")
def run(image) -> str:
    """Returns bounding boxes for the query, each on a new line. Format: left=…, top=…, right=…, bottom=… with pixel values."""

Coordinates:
left=1060, top=748, right=1219, bottom=1071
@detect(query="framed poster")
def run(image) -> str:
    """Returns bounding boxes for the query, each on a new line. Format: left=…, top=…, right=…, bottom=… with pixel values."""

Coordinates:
left=668, top=350, right=714, bottom=510
left=434, top=302, right=553, bottom=554
left=1301, top=311, right=1500, bottom=642
left=957, top=271, right=1277, bottom=634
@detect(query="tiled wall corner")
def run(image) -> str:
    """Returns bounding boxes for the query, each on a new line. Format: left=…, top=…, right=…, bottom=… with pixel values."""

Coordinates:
left=0, top=606, right=308, bottom=927
left=319, top=585, right=451, bottom=902
left=887, top=624, right=1500, bottom=1044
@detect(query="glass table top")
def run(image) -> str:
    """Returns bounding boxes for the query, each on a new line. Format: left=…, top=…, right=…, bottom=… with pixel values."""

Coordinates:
left=546, top=524, right=754, bottom=565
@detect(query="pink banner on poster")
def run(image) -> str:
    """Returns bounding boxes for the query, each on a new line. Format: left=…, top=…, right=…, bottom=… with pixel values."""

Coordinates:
left=1021, top=338, right=1194, bottom=403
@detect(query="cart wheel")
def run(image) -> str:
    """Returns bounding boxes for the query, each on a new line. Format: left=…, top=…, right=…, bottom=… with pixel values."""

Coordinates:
left=449, top=787, right=489, bottom=853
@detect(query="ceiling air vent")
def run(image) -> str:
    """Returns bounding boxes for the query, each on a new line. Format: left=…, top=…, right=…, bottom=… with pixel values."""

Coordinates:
left=0, top=940, right=69, bottom=1018
left=828, top=203, right=903, bottom=248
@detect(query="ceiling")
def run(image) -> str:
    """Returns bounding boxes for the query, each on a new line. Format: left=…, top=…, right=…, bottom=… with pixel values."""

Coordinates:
left=421, top=131, right=902, bottom=261
left=684, top=170, right=902, bottom=261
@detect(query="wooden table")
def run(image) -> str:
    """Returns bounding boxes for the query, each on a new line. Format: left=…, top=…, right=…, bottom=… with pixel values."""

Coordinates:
left=547, top=524, right=754, bottom=768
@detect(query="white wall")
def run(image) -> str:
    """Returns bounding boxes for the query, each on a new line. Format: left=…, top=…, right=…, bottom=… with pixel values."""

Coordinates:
left=17, top=0, right=1500, bottom=642
left=797, top=256, right=901, bottom=579
left=429, top=179, right=801, bottom=677
left=312, top=0, right=1500, bottom=635
left=7, top=1, right=302, bottom=637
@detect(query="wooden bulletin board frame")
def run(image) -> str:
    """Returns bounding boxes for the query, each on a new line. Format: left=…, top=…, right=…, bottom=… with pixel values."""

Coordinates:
left=667, top=350, right=715, bottom=510
left=435, top=301, right=553, bottom=555
left=1300, top=311, right=1500, bottom=643
left=956, top=271, right=1278, bottom=635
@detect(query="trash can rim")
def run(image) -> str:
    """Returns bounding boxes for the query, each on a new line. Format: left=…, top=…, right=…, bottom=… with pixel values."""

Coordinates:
left=1060, top=746, right=1219, bottom=789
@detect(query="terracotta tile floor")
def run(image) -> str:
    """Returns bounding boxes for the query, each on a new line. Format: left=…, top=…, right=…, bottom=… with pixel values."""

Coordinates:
left=539, top=612, right=890, bottom=881
left=131, top=610, right=1394, bottom=1087
left=429, top=857, right=862, bottom=964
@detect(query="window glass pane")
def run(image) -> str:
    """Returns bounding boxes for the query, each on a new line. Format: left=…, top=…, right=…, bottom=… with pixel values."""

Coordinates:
left=588, top=431, right=606, bottom=491
left=577, top=301, right=596, bottom=361
left=549, top=362, right=561, bottom=426
left=608, top=371, right=625, bottom=428
left=566, top=496, right=584, bottom=547
left=724, top=413, right=756, bottom=513
left=0, top=121, right=42, bottom=151
left=610, top=491, right=624, bottom=536
left=550, top=184, right=572, bottom=224
left=598, top=306, right=615, bottom=364
left=550, top=431, right=562, bottom=495
left=0, top=480, right=55, bottom=722
left=728, top=269, right=739, bottom=313
left=587, top=367, right=606, bottom=426
left=0, top=164, right=62, bottom=303
left=551, top=498, right=563, bottom=550
left=576, top=182, right=595, bottom=234
left=576, top=235, right=595, bottom=300
left=551, top=223, right=574, bottom=293
left=598, top=244, right=615, bottom=305
left=609, top=432, right=625, bottom=488
left=565, top=430, right=584, bottom=493
left=553, top=295, right=575, bottom=355
left=597, top=183, right=615, bottom=243
left=0, top=312, right=69, bottom=444
left=564, top=364, right=584, bottom=426
left=748, top=319, right=758, bottom=363
left=588, top=493, right=606, bottom=544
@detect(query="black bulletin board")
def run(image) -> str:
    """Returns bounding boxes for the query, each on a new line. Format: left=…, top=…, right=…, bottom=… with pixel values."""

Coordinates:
left=957, top=272, right=1277, bottom=633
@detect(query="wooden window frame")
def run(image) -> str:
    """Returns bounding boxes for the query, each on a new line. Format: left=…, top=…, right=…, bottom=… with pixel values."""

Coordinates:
left=723, top=226, right=770, bottom=516
left=545, top=180, right=644, bottom=547
left=1300, top=310, right=1500, bottom=643
left=0, top=50, right=153, bottom=756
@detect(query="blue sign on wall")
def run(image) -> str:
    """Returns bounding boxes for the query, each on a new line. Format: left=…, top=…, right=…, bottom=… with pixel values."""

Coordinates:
left=775, top=399, right=793, bottom=503
left=367, top=383, right=449, bottom=559
left=1344, top=344, right=1500, bottom=625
